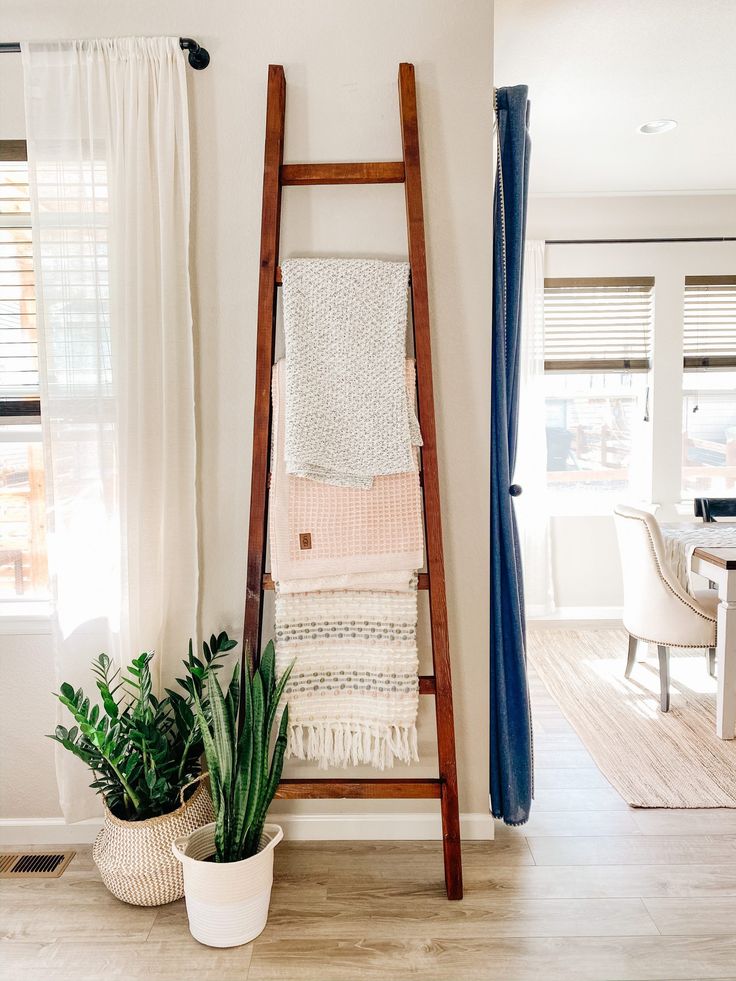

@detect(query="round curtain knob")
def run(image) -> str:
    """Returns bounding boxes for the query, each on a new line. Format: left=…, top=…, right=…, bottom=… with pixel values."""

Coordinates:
left=509, top=484, right=523, bottom=497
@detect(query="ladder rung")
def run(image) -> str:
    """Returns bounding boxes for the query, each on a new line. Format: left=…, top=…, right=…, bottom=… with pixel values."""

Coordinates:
left=275, top=265, right=412, bottom=287
left=276, top=777, right=441, bottom=799
left=418, top=675, right=436, bottom=694
left=268, top=466, right=421, bottom=485
left=262, top=572, right=429, bottom=590
left=281, top=161, right=405, bottom=186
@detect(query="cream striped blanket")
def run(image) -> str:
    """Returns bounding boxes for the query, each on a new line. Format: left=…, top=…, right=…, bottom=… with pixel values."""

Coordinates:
left=274, top=587, right=419, bottom=769
left=269, top=358, right=424, bottom=592
left=281, top=258, right=422, bottom=488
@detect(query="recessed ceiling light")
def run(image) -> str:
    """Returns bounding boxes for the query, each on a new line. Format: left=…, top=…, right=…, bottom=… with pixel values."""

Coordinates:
left=638, top=118, right=678, bottom=135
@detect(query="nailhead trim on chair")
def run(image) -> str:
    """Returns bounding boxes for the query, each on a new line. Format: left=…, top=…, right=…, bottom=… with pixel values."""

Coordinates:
left=628, top=631, right=714, bottom=649
left=615, top=509, right=717, bottom=647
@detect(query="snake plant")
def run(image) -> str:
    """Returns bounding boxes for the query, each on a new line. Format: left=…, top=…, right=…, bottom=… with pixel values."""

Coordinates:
left=192, top=639, right=294, bottom=863
left=49, top=632, right=236, bottom=821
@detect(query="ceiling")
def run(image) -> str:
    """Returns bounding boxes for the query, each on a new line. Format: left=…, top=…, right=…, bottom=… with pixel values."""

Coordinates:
left=494, top=0, right=736, bottom=196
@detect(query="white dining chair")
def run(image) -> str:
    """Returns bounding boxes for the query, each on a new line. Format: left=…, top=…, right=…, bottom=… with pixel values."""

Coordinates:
left=613, top=505, right=717, bottom=712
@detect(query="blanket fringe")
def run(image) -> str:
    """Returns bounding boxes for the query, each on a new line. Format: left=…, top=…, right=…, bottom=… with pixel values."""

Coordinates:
left=287, top=722, right=419, bottom=770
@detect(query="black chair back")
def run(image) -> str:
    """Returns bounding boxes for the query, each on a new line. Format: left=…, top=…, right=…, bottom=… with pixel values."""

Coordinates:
left=694, top=497, right=736, bottom=522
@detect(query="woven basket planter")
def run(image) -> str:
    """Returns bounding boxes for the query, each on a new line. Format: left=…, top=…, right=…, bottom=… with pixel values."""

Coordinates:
left=93, top=780, right=214, bottom=906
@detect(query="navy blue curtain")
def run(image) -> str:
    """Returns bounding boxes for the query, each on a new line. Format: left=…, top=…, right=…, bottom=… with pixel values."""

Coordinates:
left=490, top=85, right=533, bottom=826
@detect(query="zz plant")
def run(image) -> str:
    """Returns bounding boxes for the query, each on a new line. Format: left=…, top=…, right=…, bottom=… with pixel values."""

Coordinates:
left=50, top=632, right=237, bottom=821
left=193, top=639, right=294, bottom=863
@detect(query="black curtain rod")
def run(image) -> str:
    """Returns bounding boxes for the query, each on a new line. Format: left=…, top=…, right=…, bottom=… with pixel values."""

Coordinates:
left=0, top=38, right=210, bottom=69
left=547, top=236, right=735, bottom=245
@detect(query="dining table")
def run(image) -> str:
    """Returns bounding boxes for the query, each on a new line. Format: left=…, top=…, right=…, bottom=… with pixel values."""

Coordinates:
left=661, top=522, right=736, bottom=740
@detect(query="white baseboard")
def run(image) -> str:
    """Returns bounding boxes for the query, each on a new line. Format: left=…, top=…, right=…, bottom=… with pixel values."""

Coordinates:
left=529, top=606, right=623, bottom=628
left=0, top=817, right=104, bottom=845
left=277, top=812, right=494, bottom=841
left=0, top=812, right=494, bottom=845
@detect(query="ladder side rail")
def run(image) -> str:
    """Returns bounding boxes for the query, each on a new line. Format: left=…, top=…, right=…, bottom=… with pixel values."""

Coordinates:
left=243, top=64, right=287, bottom=670
left=398, top=62, right=463, bottom=900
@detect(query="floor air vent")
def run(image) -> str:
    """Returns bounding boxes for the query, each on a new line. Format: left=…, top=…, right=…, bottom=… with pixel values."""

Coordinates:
left=0, top=851, right=75, bottom=879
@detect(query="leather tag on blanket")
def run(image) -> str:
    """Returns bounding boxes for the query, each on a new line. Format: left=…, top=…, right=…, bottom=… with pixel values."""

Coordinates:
left=299, top=533, right=312, bottom=550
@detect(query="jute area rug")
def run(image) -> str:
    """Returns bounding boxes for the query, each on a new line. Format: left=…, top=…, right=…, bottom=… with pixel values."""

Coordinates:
left=528, top=628, right=736, bottom=808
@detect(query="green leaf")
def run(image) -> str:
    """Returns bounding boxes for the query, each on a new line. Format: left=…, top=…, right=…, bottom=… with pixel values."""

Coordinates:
left=249, top=704, right=290, bottom=857
left=265, top=658, right=295, bottom=755
left=243, top=672, right=265, bottom=836
left=96, top=680, right=119, bottom=718
left=226, top=663, right=241, bottom=731
left=208, top=670, right=234, bottom=791
left=260, top=639, right=276, bottom=701
left=192, top=689, right=222, bottom=814
left=231, top=661, right=254, bottom=851
left=217, top=632, right=237, bottom=654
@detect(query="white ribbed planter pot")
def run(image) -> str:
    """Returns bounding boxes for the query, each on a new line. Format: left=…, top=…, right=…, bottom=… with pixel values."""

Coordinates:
left=172, top=822, right=283, bottom=948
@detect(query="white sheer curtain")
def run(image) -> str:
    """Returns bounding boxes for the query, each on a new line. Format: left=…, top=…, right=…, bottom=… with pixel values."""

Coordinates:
left=22, top=38, right=198, bottom=820
left=515, top=240, right=556, bottom=617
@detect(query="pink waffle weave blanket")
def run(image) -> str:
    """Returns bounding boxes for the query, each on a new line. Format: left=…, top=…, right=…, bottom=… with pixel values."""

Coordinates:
left=269, top=359, right=424, bottom=588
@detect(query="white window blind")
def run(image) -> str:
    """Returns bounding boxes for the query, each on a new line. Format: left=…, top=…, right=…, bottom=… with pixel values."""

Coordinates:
left=543, top=277, right=654, bottom=372
left=683, top=275, right=736, bottom=370
left=0, top=143, right=38, bottom=415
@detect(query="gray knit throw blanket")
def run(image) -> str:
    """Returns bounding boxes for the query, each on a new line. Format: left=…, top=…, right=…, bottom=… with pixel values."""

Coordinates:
left=281, top=258, right=422, bottom=488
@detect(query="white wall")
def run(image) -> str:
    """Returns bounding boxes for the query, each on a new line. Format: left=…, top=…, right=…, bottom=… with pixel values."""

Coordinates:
left=529, top=194, right=736, bottom=610
left=494, top=0, right=736, bottom=197
left=0, top=1, right=493, bottom=830
left=529, top=194, right=736, bottom=241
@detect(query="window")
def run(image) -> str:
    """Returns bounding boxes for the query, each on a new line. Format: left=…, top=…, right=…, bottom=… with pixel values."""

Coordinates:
left=0, top=141, right=48, bottom=599
left=543, top=277, right=653, bottom=510
left=682, top=276, right=736, bottom=499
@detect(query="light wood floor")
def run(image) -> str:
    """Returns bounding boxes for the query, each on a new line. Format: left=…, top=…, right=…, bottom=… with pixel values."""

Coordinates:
left=4, top=630, right=736, bottom=981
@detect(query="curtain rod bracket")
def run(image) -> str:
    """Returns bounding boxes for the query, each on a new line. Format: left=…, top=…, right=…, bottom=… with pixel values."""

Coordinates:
left=179, top=38, right=210, bottom=70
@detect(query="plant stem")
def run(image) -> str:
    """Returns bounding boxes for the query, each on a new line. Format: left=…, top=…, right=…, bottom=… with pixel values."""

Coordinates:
left=107, top=758, right=142, bottom=813
left=176, top=719, right=198, bottom=784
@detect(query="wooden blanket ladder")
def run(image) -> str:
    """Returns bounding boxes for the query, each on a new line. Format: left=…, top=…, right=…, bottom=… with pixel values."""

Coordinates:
left=243, top=63, right=463, bottom=900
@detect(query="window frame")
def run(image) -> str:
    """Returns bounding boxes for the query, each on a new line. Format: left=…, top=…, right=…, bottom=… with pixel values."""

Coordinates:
left=0, top=138, right=40, bottom=422
left=680, top=274, right=736, bottom=500
left=542, top=275, right=654, bottom=511
left=683, top=274, right=736, bottom=371
left=0, top=137, right=49, bottom=610
left=543, top=275, right=654, bottom=374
